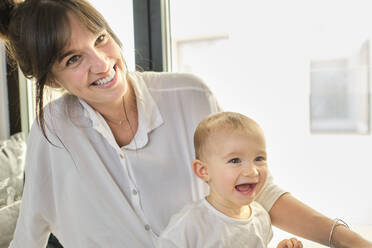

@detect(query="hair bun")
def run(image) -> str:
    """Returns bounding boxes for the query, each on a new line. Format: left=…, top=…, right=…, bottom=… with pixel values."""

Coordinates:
left=0, top=0, right=16, bottom=40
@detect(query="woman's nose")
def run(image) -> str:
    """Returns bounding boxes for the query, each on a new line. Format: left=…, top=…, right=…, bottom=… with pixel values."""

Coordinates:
left=89, top=49, right=109, bottom=74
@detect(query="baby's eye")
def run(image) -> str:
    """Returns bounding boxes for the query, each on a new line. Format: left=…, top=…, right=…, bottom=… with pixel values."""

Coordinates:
left=66, top=55, right=81, bottom=66
left=228, top=158, right=241, bottom=164
left=255, top=156, right=266, bottom=162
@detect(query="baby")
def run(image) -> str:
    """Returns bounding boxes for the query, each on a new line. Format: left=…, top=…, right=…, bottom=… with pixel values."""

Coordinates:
left=158, top=112, right=302, bottom=248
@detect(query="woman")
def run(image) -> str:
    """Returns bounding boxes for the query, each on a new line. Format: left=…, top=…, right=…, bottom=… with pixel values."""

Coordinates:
left=0, top=0, right=371, bottom=247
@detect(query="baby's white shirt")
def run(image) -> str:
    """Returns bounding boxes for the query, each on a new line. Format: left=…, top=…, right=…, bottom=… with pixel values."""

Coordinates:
left=157, top=199, right=273, bottom=248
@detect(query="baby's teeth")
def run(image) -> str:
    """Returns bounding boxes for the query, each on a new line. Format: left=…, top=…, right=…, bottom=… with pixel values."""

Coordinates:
left=95, top=69, right=115, bottom=85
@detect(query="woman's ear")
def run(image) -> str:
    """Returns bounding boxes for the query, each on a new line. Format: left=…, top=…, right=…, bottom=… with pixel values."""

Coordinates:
left=46, top=74, right=63, bottom=89
left=47, top=80, right=62, bottom=89
left=192, top=159, right=210, bottom=183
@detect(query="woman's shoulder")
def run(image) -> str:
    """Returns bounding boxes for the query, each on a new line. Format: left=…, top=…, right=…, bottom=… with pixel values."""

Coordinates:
left=131, top=71, right=212, bottom=93
left=43, top=94, right=83, bottom=122
left=43, top=93, right=77, bottom=114
left=30, top=94, right=85, bottom=142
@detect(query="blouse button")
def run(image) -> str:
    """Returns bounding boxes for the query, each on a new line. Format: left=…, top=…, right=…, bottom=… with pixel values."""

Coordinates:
left=132, top=189, right=138, bottom=195
left=144, top=224, right=150, bottom=231
left=120, top=153, right=124, bottom=159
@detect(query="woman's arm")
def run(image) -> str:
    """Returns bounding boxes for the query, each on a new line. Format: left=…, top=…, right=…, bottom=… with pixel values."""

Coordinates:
left=270, top=193, right=372, bottom=248
left=9, top=124, right=57, bottom=248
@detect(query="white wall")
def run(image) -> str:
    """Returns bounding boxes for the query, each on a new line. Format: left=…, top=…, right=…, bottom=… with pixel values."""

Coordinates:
left=171, top=0, right=372, bottom=227
left=89, top=0, right=135, bottom=71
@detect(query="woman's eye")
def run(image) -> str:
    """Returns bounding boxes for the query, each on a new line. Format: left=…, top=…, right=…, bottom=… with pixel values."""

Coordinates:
left=228, top=158, right=241, bottom=164
left=66, top=55, right=81, bottom=66
left=95, top=34, right=107, bottom=45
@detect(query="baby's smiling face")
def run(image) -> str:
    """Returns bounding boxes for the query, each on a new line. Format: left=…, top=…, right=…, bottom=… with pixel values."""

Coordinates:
left=202, top=127, right=268, bottom=217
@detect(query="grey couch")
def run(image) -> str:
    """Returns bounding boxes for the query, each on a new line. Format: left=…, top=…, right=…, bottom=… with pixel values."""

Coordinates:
left=0, top=133, right=26, bottom=248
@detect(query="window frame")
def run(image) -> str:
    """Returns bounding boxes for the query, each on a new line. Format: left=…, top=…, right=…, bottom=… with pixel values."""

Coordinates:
left=133, top=0, right=171, bottom=72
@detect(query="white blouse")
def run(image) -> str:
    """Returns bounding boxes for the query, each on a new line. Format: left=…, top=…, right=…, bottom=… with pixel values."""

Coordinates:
left=10, top=72, right=285, bottom=248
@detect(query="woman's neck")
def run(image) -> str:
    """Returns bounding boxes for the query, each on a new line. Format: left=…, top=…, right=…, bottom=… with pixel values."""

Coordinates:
left=98, top=83, right=136, bottom=124
left=100, top=81, right=138, bottom=147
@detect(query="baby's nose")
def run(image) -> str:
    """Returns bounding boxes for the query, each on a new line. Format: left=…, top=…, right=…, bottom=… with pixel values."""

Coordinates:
left=241, top=164, right=259, bottom=177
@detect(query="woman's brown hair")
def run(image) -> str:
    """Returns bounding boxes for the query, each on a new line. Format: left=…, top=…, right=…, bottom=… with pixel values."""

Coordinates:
left=0, top=0, right=122, bottom=141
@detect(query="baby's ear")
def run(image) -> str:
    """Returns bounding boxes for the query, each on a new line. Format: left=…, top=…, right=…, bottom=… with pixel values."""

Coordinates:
left=192, top=160, right=209, bottom=183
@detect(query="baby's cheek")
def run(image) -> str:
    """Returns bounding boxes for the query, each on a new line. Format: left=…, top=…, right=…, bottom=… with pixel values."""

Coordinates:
left=258, top=169, right=268, bottom=190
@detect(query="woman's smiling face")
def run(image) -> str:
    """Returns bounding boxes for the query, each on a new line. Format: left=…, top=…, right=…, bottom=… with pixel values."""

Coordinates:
left=51, top=13, right=128, bottom=109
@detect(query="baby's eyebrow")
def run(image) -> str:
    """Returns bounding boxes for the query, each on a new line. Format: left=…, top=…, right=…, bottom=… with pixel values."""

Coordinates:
left=222, top=151, right=239, bottom=159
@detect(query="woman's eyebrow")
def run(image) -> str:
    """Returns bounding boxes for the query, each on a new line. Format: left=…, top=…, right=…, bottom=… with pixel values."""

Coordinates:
left=58, top=50, right=77, bottom=63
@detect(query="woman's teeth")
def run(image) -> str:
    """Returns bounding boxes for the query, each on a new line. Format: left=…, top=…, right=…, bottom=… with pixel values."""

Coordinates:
left=93, top=68, right=116, bottom=85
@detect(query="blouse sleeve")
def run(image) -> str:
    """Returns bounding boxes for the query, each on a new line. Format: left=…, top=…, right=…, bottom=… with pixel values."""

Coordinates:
left=207, top=90, right=222, bottom=114
left=9, top=123, right=58, bottom=248
left=254, top=171, right=287, bottom=212
left=156, top=238, right=179, bottom=248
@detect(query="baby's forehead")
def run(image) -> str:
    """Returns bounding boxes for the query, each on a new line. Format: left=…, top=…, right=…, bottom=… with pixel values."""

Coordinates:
left=207, top=120, right=259, bottom=135
left=205, top=124, right=264, bottom=149
left=207, top=114, right=257, bottom=128
left=209, top=126, right=250, bottom=139
left=201, top=129, right=258, bottom=160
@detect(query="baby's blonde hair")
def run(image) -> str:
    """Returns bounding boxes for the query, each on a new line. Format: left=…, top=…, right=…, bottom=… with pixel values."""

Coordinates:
left=194, top=112, right=262, bottom=160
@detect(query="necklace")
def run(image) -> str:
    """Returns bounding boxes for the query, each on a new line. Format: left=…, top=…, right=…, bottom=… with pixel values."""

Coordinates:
left=106, top=117, right=127, bottom=126
left=103, top=90, right=138, bottom=147
left=103, top=96, right=129, bottom=126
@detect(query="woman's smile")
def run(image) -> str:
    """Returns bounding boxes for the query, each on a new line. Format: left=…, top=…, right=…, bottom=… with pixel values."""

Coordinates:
left=91, top=64, right=117, bottom=88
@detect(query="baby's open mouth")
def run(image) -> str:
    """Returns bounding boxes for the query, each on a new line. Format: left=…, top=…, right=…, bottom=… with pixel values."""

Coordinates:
left=235, top=183, right=257, bottom=194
